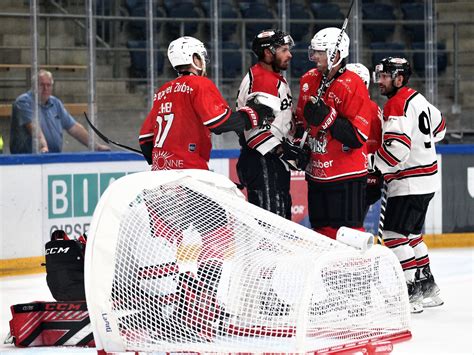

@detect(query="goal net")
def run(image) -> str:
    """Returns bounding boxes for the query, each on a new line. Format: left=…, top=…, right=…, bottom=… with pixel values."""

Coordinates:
left=85, top=170, right=410, bottom=353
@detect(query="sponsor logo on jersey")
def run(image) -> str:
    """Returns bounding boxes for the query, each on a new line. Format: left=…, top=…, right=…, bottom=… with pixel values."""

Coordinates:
left=309, top=131, right=328, bottom=154
left=302, top=83, right=309, bottom=92
left=152, top=151, right=184, bottom=170
left=189, top=143, right=196, bottom=152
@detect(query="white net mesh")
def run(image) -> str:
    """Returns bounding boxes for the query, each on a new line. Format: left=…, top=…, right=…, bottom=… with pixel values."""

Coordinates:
left=85, top=170, right=410, bottom=353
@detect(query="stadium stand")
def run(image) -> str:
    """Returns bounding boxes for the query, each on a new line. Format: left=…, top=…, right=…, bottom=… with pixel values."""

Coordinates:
left=288, top=3, right=312, bottom=42
left=369, top=42, right=406, bottom=69
left=241, top=3, right=276, bottom=44
left=362, top=3, right=396, bottom=43
left=127, top=40, right=164, bottom=78
left=412, top=41, right=448, bottom=75
left=290, top=42, right=314, bottom=78
left=310, top=3, right=344, bottom=33
left=401, top=2, right=425, bottom=43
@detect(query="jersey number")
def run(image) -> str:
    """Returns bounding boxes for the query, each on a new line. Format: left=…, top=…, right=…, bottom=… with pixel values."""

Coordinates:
left=418, top=108, right=432, bottom=149
left=154, top=113, right=174, bottom=148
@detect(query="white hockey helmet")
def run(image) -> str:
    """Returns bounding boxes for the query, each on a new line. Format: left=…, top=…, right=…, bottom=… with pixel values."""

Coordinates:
left=346, top=63, right=371, bottom=89
left=167, top=36, right=209, bottom=75
left=309, top=27, right=350, bottom=67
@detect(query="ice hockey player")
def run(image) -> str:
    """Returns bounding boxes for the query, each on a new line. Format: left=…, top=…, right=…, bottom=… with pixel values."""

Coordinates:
left=139, top=36, right=275, bottom=171
left=295, top=27, right=371, bottom=240
left=236, top=29, right=310, bottom=220
left=346, top=62, right=384, bottom=214
left=44, top=230, right=87, bottom=301
left=372, top=57, right=446, bottom=313
left=137, top=36, right=277, bottom=341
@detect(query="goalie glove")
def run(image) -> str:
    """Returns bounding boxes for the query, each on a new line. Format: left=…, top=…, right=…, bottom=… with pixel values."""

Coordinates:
left=274, top=139, right=310, bottom=171
left=239, top=96, right=275, bottom=130
left=303, top=96, right=337, bottom=130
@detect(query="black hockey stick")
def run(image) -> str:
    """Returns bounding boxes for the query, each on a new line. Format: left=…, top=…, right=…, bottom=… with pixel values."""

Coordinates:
left=376, top=181, right=388, bottom=244
left=300, top=0, right=355, bottom=148
left=83, top=112, right=142, bottom=154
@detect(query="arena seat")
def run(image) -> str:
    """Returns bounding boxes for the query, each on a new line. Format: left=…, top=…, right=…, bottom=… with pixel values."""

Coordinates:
left=165, top=3, right=201, bottom=39
left=127, top=3, right=165, bottom=40
left=127, top=40, right=164, bottom=78
left=310, top=3, right=344, bottom=33
left=202, top=2, right=239, bottom=41
left=370, top=42, right=406, bottom=69
left=401, top=2, right=425, bottom=43
left=241, top=3, right=276, bottom=44
left=291, top=42, right=314, bottom=78
left=288, top=3, right=312, bottom=42
left=362, top=3, right=396, bottom=43
left=412, top=42, right=448, bottom=75
left=222, top=42, right=242, bottom=78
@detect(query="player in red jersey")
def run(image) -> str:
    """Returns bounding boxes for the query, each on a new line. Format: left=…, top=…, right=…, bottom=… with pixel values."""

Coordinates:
left=295, top=28, right=371, bottom=239
left=236, top=29, right=309, bottom=220
left=372, top=57, right=446, bottom=313
left=139, top=36, right=274, bottom=171
left=346, top=63, right=384, bottom=213
left=136, top=36, right=276, bottom=339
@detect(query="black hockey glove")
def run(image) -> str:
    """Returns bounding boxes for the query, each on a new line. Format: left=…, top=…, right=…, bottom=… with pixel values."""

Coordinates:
left=275, top=139, right=310, bottom=171
left=303, top=97, right=337, bottom=130
left=239, top=97, right=275, bottom=130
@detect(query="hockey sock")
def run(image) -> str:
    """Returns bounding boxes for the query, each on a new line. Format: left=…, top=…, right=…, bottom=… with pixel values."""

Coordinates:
left=408, top=233, right=430, bottom=274
left=383, top=231, right=417, bottom=282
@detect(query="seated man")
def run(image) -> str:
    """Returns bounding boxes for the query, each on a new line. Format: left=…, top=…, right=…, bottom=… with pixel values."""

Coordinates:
left=9, top=69, right=109, bottom=153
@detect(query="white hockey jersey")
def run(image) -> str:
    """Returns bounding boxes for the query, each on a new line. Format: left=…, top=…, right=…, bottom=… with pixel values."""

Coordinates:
left=236, top=63, right=293, bottom=155
left=375, top=86, right=446, bottom=197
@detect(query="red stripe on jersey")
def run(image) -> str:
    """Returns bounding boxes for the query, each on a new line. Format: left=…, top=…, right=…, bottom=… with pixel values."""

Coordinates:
left=377, top=145, right=399, bottom=167
left=385, top=161, right=438, bottom=183
left=434, top=116, right=446, bottom=136
left=384, top=238, right=410, bottom=248
left=205, top=108, right=232, bottom=129
left=247, top=131, right=273, bottom=149
left=383, top=132, right=411, bottom=148
left=401, top=258, right=417, bottom=271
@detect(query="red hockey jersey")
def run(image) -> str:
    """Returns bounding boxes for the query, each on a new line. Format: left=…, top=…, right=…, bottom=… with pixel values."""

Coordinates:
left=139, top=75, right=232, bottom=170
left=375, top=86, right=446, bottom=197
left=295, top=68, right=371, bottom=183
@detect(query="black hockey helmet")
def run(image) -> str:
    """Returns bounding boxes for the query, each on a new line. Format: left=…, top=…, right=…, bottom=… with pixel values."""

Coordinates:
left=252, top=29, right=294, bottom=59
left=374, top=57, right=412, bottom=86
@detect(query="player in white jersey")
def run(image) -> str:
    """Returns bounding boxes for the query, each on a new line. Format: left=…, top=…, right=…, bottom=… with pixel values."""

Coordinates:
left=372, top=57, right=446, bottom=313
left=236, top=29, right=309, bottom=219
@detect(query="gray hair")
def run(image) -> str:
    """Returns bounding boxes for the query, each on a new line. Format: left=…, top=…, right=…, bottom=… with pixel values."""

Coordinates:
left=38, top=69, right=54, bottom=84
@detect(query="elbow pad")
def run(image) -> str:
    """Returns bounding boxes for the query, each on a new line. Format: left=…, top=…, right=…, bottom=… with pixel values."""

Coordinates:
left=140, top=141, right=153, bottom=165
left=329, top=117, right=363, bottom=149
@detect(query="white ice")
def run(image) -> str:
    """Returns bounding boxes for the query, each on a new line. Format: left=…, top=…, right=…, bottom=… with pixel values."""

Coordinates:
left=1, top=248, right=472, bottom=354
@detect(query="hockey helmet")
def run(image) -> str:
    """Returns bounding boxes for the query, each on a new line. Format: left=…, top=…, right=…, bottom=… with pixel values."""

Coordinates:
left=373, top=57, right=411, bottom=85
left=252, top=29, right=294, bottom=59
left=309, top=27, right=350, bottom=67
left=346, top=63, right=371, bottom=89
left=167, top=36, right=209, bottom=75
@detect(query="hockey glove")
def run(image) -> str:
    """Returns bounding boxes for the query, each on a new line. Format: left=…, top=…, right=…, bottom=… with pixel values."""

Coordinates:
left=239, top=97, right=275, bottom=130
left=303, top=97, right=337, bottom=130
left=275, top=139, right=311, bottom=171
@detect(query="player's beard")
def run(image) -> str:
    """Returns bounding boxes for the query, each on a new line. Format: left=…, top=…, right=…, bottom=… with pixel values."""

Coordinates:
left=273, top=56, right=290, bottom=72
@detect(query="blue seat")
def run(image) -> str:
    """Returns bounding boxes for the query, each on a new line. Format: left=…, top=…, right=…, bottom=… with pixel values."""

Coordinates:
left=165, top=4, right=200, bottom=39
left=202, top=2, right=239, bottom=41
left=370, top=42, right=406, bottom=69
left=128, top=5, right=165, bottom=40
left=290, top=42, right=314, bottom=78
left=310, top=3, right=344, bottom=33
left=222, top=42, right=242, bottom=78
left=401, top=3, right=425, bottom=42
left=288, top=3, right=312, bottom=42
left=127, top=40, right=164, bottom=78
left=412, top=42, right=448, bottom=75
left=241, top=3, right=276, bottom=44
left=362, top=3, right=396, bottom=42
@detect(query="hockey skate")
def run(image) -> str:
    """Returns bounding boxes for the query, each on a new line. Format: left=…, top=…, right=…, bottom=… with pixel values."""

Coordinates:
left=418, top=267, right=444, bottom=308
left=407, top=280, right=423, bottom=313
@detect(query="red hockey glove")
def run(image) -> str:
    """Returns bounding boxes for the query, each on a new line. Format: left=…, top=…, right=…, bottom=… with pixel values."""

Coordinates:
left=239, top=97, right=275, bottom=130
left=303, top=97, right=337, bottom=130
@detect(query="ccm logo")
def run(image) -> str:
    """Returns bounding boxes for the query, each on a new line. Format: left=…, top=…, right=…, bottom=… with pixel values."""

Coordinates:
left=45, top=247, right=70, bottom=255
left=45, top=303, right=82, bottom=311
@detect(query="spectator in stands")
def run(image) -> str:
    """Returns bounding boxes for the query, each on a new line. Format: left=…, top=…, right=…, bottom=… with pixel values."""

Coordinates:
left=9, top=69, right=109, bottom=154
left=295, top=28, right=371, bottom=240
left=236, top=29, right=309, bottom=220
left=372, top=57, right=446, bottom=313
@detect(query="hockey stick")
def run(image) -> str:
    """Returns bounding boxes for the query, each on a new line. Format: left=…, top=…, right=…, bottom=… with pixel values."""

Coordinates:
left=83, top=112, right=142, bottom=154
left=299, top=0, right=355, bottom=148
left=376, top=181, right=388, bottom=244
